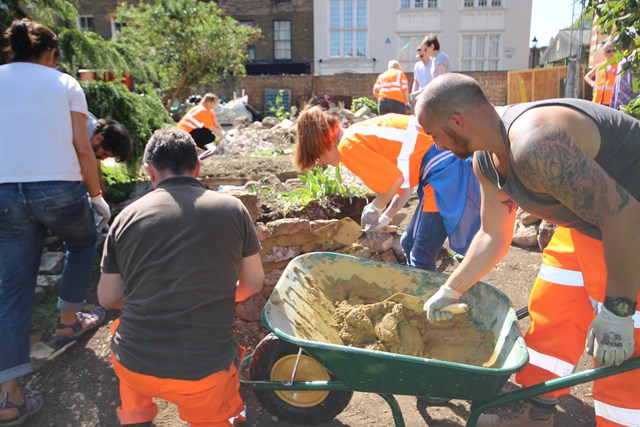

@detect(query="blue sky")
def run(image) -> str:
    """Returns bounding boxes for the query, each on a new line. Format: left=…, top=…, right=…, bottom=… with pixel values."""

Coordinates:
left=530, top=0, right=580, bottom=47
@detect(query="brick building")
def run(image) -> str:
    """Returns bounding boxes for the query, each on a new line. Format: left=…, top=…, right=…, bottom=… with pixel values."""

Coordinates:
left=75, top=0, right=314, bottom=75
left=75, top=0, right=122, bottom=40
left=216, top=0, right=314, bottom=75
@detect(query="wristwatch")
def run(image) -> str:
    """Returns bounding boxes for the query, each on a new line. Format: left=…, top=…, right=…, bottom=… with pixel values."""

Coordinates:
left=604, top=296, right=637, bottom=317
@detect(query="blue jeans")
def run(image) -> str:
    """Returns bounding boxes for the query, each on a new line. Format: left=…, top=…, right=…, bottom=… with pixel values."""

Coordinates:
left=400, top=208, right=447, bottom=271
left=378, top=98, right=408, bottom=115
left=0, top=181, right=97, bottom=382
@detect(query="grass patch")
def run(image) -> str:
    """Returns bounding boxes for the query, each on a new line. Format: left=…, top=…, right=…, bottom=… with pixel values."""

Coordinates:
left=32, top=293, right=59, bottom=335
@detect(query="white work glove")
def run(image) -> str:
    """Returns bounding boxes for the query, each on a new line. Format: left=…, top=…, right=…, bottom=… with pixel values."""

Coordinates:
left=585, top=306, right=635, bottom=366
left=373, top=213, right=393, bottom=230
left=424, top=285, right=463, bottom=322
left=90, top=194, right=111, bottom=230
left=361, top=202, right=385, bottom=231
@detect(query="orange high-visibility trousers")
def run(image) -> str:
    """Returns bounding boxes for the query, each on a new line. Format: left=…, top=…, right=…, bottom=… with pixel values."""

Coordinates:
left=110, top=319, right=247, bottom=427
left=515, top=227, right=640, bottom=426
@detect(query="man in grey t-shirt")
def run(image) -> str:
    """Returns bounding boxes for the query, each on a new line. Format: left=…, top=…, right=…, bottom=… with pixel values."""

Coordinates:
left=98, top=127, right=264, bottom=427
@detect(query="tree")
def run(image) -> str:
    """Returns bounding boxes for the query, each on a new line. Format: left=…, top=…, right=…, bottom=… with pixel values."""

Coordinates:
left=115, top=0, right=261, bottom=109
left=0, top=0, right=148, bottom=82
left=586, top=0, right=640, bottom=118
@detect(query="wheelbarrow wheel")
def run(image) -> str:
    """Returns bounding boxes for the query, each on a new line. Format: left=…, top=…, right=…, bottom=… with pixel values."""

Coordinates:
left=250, top=333, right=353, bottom=425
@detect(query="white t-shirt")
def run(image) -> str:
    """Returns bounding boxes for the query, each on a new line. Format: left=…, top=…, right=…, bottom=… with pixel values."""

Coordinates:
left=413, top=59, right=432, bottom=91
left=0, top=62, right=89, bottom=183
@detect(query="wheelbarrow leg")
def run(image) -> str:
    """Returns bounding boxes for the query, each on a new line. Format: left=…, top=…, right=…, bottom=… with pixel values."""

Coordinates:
left=377, top=394, right=405, bottom=427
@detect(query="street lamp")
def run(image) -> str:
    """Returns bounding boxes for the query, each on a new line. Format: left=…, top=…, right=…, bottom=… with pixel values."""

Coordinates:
left=530, top=36, right=538, bottom=69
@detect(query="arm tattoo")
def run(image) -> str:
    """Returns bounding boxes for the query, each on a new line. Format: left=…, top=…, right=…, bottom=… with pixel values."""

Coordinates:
left=511, top=123, right=630, bottom=227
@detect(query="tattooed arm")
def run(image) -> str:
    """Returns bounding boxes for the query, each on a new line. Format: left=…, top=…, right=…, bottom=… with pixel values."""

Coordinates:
left=510, top=121, right=640, bottom=302
left=440, top=157, right=517, bottom=294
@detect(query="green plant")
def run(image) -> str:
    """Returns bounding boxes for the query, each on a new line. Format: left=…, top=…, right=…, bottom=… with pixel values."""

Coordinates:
left=266, top=90, right=291, bottom=122
left=351, top=97, right=378, bottom=115
left=299, top=166, right=366, bottom=201
left=102, top=164, right=140, bottom=204
left=31, top=293, right=59, bottom=336
left=248, top=149, right=280, bottom=158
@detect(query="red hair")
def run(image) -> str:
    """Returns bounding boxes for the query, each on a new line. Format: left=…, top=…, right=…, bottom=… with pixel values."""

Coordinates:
left=293, top=107, right=340, bottom=171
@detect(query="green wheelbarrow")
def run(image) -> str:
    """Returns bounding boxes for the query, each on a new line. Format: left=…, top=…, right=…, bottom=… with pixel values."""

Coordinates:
left=239, top=252, right=640, bottom=426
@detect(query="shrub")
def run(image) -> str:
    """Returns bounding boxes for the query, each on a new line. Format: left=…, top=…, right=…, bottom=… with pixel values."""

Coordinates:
left=351, top=97, right=378, bottom=115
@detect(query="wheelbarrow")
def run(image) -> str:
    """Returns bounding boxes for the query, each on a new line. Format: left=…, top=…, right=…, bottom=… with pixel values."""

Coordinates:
left=239, top=252, right=640, bottom=426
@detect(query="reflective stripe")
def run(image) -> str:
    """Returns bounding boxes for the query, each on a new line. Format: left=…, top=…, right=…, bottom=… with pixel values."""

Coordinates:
left=527, top=347, right=576, bottom=377
left=343, top=118, right=419, bottom=189
left=537, top=264, right=584, bottom=287
left=421, top=150, right=455, bottom=181
left=593, top=301, right=640, bottom=328
left=594, top=400, right=640, bottom=426
left=180, top=105, right=207, bottom=130
left=375, top=69, right=408, bottom=101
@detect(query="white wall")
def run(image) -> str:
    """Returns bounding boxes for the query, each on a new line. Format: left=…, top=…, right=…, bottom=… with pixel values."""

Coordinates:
left=314, top=0, right=532, bottom=76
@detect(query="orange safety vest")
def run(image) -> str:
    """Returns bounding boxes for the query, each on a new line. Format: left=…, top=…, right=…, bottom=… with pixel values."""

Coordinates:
left=338, top=114, right=437, bottom=211
left=592, top=61, right=618, bottom=106
left=373, top=69, right=409, bottom=104
left=177, top=103, right=215, bottom=133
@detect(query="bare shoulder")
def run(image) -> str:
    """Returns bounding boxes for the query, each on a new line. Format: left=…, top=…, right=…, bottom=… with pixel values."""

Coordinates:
left=506, top=107, right=599, bottom=193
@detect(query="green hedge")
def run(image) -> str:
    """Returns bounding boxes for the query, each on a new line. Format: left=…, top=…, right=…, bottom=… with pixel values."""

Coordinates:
left=81, top=81, right=173, bottom=172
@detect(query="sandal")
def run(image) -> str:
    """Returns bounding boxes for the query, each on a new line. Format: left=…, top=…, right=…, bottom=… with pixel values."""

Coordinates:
left=0, top=389, right=43, bottom=426
left=54, top=306, right=107, bottom=341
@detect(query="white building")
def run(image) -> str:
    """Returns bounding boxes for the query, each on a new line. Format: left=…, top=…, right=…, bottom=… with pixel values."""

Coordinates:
left=313, top=0, right=532, bottom=75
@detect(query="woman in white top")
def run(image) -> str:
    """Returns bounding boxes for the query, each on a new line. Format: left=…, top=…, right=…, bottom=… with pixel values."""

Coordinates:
left=0, top=19, right=109, bottom=425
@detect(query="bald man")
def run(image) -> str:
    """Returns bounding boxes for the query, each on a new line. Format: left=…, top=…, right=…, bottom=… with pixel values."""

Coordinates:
left=416, top=73, right=640, bottom=427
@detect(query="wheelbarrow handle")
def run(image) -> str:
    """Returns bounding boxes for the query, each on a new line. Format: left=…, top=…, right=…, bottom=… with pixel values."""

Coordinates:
left=467, top=355, right=640, bottom=427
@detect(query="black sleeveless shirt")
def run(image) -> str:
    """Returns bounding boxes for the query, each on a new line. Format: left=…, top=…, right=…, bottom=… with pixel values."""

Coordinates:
left=475, top=98, right=640, bottom=240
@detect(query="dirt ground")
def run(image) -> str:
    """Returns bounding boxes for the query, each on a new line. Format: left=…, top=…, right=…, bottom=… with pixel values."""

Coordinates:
left=23, top=156, right=598, bottom=427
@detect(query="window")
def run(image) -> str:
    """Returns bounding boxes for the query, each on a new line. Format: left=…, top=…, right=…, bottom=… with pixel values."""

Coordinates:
left=329, top=0, right=367, bottom=57
left=398, top=35, right=424, bottom=69
left=461, top=33, right=501, bottom=71
left=463, top=0, right=501, bottom=6
left=78, top=15, right=95, bottom=32
left=239, top=20, right=256, bottom=60
left=109, top=19, right=125, bottom=40
left=274, top=20, right=291, bottom=60
left=400, top=0, right=437, bottom=8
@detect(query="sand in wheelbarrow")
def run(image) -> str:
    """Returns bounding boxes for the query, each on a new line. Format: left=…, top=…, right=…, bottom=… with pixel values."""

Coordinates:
left=333, top=299, right=495, bottom=367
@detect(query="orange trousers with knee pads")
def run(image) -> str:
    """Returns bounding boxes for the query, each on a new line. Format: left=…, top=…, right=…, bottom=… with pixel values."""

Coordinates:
left=110, top=319, right=246, bottom=427
left=515, top=227, right=640, bottom=427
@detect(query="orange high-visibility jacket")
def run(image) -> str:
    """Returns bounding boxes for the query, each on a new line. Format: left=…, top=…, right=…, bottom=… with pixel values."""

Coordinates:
left=178, top=103, right=215, bottom=133
left=338, top=114, right=437, bottom=211
left=592, top=61, right=619, bottom=106
left=373, top=69, right=409, bottom=104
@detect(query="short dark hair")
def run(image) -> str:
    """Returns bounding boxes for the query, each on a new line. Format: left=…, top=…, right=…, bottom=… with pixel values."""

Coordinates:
left=94, top=119, right=132, bottom=162
left=4, top=18, right=58, bottom=62
left=422, top=34, right=440, bottom=51
left=143, top=127, right=198, bottom=175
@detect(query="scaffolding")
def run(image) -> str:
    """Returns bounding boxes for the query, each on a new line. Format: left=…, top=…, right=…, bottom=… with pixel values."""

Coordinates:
left=565, top=0, right=588, bottom=98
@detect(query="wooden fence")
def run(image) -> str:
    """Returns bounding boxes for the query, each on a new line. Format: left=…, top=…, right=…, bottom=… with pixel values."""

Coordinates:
left=507, top=65, right=589, bottom=104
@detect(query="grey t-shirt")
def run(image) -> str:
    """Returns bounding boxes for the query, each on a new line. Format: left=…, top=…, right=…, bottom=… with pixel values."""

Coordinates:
left=102, top=176, right=261, bottom=380
left=476, top=98, right=640, bottom=240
